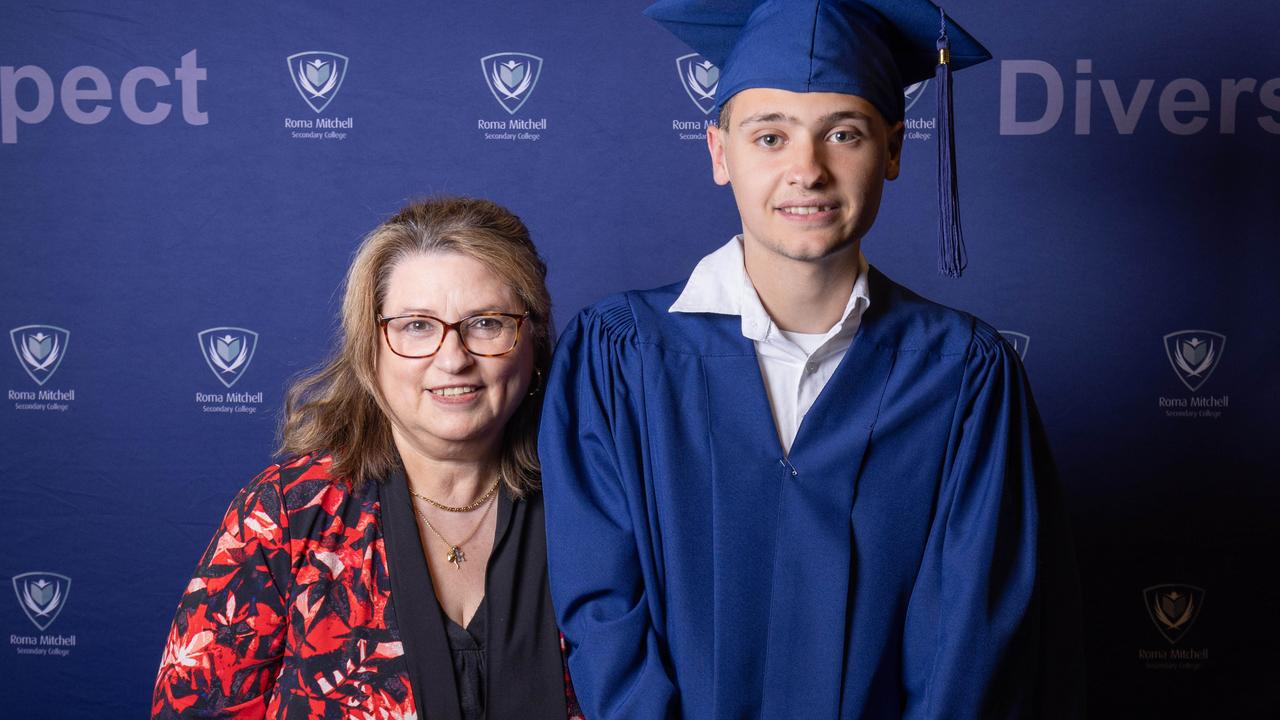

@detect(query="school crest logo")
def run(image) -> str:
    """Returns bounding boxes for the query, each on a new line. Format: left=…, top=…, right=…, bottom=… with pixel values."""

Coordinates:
left=288, top=51, right=349, bottom=113
left=677, top=53, right=719, bottom=115
left=1163, top=330, right=1225, bottom=392
left=1144, top=583, right=1204, bottom=645
left=904, top=79, right=930, bottom=113
left=13, top=572, right=71, bottom=631
left=999, top=331, right=1030, bottom=360
left=481, top=52, right=542, bottom=115
left=198, top=327, right=258, bottom=388
left=10, top=325, right=70, bottom=386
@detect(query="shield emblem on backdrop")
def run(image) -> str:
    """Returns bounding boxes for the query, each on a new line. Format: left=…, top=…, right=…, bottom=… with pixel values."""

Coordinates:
left=287, top=51, right=349, bottom=113
left=1143, top=583, right=1205, bottom=645
left=481, top=52, right=543, bottom=115
left=12, top=572, right=71, bottom=631
left=10, top=325, right=70, bottom=386
left=998, top=331, right=1030, bottom=361
left=904, top=79, right=930, bottom=114
left=198, top=327, right=259, bottom=388
left=1163, top=330, right=1225, bottom=392
left=676, top=53, right=719, bottom=115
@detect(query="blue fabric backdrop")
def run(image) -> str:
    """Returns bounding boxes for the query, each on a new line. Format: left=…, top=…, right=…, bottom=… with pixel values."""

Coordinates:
left=2, top=1, right=1277, bottom=716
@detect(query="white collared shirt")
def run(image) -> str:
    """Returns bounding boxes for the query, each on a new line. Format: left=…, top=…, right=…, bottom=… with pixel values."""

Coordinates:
left=669, top=237, right=872, bottom=454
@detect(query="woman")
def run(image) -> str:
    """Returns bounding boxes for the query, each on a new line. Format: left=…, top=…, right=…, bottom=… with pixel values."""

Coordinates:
left=152, top=197, right=581, bottom=719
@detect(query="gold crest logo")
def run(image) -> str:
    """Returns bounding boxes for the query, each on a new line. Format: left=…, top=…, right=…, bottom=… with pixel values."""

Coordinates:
left=1143, top=583, right=1204, bottom=645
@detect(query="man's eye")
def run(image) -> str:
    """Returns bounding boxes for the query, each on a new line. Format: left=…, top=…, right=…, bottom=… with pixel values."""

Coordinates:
left=829, top=130, right=859, bottom=143
left=755, top=134, right=782, bottom=148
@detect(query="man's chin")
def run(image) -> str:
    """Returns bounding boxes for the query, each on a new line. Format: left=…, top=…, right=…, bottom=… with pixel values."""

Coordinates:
left=751, top=232, right=860, bottom=264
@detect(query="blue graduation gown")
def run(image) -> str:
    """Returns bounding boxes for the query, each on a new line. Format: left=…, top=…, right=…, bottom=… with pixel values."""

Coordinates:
left=540, top=267, right=1083, bottom=719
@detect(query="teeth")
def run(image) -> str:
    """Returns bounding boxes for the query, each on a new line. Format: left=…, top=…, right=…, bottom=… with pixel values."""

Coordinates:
left=430, top=386, right=477, bottom=397
left=780, top=205, right=833, bottom=215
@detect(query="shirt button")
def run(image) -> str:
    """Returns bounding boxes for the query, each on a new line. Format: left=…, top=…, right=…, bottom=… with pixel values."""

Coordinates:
left=805, top=361, right=817, bottom=373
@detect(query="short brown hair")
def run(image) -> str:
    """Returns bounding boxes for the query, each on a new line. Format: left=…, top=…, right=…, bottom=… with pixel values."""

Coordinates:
left=278, top=197, right=552, bottom=496
left=717, top=96, right=735, bottom=130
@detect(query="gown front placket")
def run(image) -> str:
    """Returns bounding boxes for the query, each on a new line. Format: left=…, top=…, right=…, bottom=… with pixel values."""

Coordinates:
left=699, top=300, right=895, bottom=717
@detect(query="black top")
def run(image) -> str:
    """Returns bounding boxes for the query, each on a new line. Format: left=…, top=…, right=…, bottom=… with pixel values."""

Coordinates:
left=380, top=468, right=566, bottom=720
left=444, top=596, right=487, bottom=720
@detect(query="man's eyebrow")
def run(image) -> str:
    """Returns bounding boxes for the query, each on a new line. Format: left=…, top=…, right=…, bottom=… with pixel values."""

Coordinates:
left=737, top=112, right=797, bottom=128
left=820, top=110, right=872, bottom=124
left=737, top=110, right=872, bottom=128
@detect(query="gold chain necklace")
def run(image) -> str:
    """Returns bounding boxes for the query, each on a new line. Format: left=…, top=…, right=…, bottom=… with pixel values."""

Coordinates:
left=408, top=477, right=500, bottom=512
left=412, top=492, right=495, bottom=569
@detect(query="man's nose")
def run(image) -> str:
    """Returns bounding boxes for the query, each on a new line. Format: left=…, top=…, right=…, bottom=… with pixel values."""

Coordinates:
left=787, top=138, right=829, bottom=188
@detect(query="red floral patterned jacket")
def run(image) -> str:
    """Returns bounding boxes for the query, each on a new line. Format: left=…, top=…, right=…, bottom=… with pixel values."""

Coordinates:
left=152, top=454, right=582, bottom=719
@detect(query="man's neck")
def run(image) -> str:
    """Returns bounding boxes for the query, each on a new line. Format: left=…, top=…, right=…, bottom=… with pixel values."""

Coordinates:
left=742, top=238, right=861, bottom=333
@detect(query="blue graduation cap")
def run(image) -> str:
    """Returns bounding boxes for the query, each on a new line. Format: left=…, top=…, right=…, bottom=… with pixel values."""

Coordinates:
left=645, top=0, right=992, bottom=277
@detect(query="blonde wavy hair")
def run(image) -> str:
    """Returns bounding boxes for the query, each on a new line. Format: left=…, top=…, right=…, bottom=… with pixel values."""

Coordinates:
left=278, top=197, right=552, bottom=496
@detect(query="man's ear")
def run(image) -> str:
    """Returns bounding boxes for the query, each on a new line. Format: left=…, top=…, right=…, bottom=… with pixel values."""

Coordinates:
left=885, top=120, right=905, bottom=181
left=707, top=123, right=732, bottom=186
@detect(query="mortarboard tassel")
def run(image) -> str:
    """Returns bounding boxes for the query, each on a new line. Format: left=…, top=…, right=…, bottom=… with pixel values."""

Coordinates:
left=936, top=7, right=967, bottom=277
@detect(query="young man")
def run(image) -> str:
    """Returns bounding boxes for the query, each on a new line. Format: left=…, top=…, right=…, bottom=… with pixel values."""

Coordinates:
left=540, top=1, right=1084, bottom=717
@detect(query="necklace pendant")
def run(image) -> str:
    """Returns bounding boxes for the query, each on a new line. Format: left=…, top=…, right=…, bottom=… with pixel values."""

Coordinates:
left=446, top=545, right=465, bottom=569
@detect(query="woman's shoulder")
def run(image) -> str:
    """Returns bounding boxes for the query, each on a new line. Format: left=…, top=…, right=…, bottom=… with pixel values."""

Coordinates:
left=239, top=451, right=334, bottom=492
left=274, top=450, right=340, bottom=483
left=239, top=451, right=367, bottom=517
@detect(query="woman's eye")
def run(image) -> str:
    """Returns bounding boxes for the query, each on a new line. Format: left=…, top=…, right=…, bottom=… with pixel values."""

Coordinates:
left=470, top=317, right=500, bottom=330
left=403, top=320, right=437, bottom=335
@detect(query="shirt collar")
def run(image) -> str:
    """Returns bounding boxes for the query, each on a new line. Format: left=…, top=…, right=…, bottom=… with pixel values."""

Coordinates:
left=669, top=236, right=872, bottom=343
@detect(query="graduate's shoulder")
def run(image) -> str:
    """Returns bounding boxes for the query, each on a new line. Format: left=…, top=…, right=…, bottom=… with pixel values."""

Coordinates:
left=566, top=283, right=678, bottom=342
left=869, top=267, right=1014, bottom=362
left=566, top=281, right=734, bottom=354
